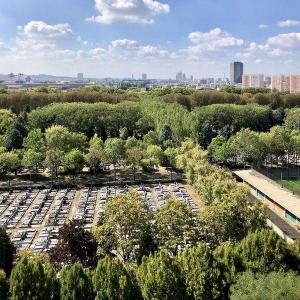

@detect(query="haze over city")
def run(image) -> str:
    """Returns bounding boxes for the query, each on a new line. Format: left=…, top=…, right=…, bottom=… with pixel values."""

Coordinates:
left=1, top=0, right=300, bottom=78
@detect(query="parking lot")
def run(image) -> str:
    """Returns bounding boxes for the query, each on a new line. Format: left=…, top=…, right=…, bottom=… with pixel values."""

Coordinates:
left=0, top=183, right=199, bottom=252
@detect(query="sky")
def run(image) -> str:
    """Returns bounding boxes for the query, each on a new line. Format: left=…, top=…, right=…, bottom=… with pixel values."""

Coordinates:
left=1, top=0, right=300, bottom=79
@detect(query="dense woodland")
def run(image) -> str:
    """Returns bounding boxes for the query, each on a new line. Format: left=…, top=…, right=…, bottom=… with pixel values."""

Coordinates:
left=1, top=88, right=300, bottom=298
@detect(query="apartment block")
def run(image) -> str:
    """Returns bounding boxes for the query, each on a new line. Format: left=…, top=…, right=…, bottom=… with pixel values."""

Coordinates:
left=271, top=75, right=290, bottom=92
left=290, top=75, right=300, bottom=93
left=242, top=74, right=264, bottom=89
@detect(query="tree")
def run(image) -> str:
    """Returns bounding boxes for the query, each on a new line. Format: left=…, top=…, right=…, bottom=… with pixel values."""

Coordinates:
left=230, top=129, right=267, bottom=166
left=0, top=151, right=21, bottom=180
left=164, top=147, right=177, bottom=179
left=0, top=109, right=15, bottom=136
left=89, top=134, right=104, bottom=149
left=0, top=270, right=7, bottom=300
left=199, top=188, right=267, bottom=248
left=9, top=257, right=58, bottom=300
left=235, top=229, right=290, bottom=273
left=142, top=131, right=160, bottom=146
left=104, top=138, right=125, bottom=181
left=0, top=226, right=15, bottom=276
left=136, top=250, right=186, bottom=300
left=22, top=149, right=43, bottom=175
left=23, top=128, right=45, bottom=153
left=125, top=147, right=144, bottom=181
left=85, top=147, right=103, bottom=174
left=45, top=149, right=64, bottom=179
left=156, top=200, right=199, bottom=255
left=48, top=220, right=97, bottom=270
left=178, top=244, right=224, bottom=300
left=93, top=257, right=140, bottom=300
left=160, top=125, right=173, bottom=144
left=64, top=149, right=84, bottom=175
left=146, top=145, right=164, bottom=168
left=207, top=136, right=235, bottom=163
left=94, top=191, right=154, bottom=263
left=230, top=271, right=300, bottom=300
left=5, top=128, right=23, bottom=150
left=45, top=125, right=87, bottom=153
left=60, top=263, right=94, bottom=300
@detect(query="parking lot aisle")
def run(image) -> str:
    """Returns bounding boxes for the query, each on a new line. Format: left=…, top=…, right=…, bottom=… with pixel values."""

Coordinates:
left=0, top=191, right=20, bottom=218
left=150, top=186, right=159, bottom=209
left=14, top=190, right=43, bottom=231
left=184, top=184, right=206, bottom=211
left=68, top=189, right=82, bottom=220
left=30, top=190, right=58, bottom=247
left=93, top=189, right=101, bottom=226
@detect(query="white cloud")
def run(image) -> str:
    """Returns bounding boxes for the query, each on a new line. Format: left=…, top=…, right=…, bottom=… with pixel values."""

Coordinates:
left=255, top=59, right=262, bottom=64
left=138, top=45, right=167, bottom=57
left=87, top=0, right=170, bottom=24
left=87, top=48, right=107, bottom=59
left=111, top=39, right=138, bottom=49
left=186, top=28, right=243, bottom=55
left=16, top=38, right=56, bottom=51
left=268, top=48, right=292, bottom=57
left=278, top=20, right=300, bottom=28
left=21, top=21, right=73, bottom=39
left=259, top=24, right=269, bottom=29
left=267, top=32, right=300, bottom=48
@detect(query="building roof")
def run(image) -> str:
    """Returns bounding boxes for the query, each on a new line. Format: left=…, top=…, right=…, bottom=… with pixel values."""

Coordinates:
left=233, top=169, right=300, bottom=218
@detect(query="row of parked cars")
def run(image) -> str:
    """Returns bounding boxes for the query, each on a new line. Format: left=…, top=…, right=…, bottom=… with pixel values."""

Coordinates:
left=0, top=183, right=198, bottom=252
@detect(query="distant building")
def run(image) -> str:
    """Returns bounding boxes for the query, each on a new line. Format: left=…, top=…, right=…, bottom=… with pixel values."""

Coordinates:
left=271, top=75, right=290, bottom=92
left=290, top=75, right=300, bottom=93
left=242, top=74, right=264, bottom=89
left=190, top=75, right=194, bottom=82
left=142, top=73, right=147, bottom=80
left=230, top=62, right=243, bottom=84
left=77, top=73, right=84, bottom=80
left=264, top=76, right=271, bottom=88
left=176, top=72, right=186, bottom=82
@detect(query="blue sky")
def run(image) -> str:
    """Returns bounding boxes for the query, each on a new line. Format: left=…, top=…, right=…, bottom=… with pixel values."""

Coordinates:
left=0, top=0, right=300, bottom=78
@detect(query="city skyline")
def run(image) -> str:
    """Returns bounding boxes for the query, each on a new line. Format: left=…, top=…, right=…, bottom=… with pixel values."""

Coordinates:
left=1, top=0, right=300, bottom=78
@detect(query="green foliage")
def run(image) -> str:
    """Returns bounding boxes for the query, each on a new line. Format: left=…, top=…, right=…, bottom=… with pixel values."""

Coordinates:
left=230, top=271, right=300, bottom=300
left=9, top=257, right=57, bottom=300
left=45, top=125, right=87, bottom=152
left=0, top=151, right=21, bottom=176
left=0, top=109, right=16, bottom=135
left=94, top=191, right=154, bottom=263
left=136, top=250, right=186, bottom=300
left=178, top=244, right=224, bottom=299
left=0, top=269, right=7, bottom=300
left=141, top=97, right=192, bottom=144
left=22, top=149, right=43, bottom=173
left=0, top=226, right=16, bottom=276
left=45, top=149, right=64, bottom=178
left=29, top=102, right=141, bottom=139
left=64, top=149, right=84, bottom=174
left=23, top=128, right=45, bottom=153
left=156, top=200, right=199, bottom=255
left=60, top=263, right=94, bottom=300
left=93, top=257, right=140, bottom=300
left=234, top=229, right=290, bottom=273
left=199, top=190, right=267, bottom=248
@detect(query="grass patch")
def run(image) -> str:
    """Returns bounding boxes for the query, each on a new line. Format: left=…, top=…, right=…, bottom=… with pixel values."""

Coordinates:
left=277, top=179, right=300, bottom=196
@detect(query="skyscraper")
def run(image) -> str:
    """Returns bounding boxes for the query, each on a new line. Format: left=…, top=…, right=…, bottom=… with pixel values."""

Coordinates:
left=230, top=62, right=243, bottom=84
left=77, top=73, right=84, bottom=80
left=142, top=73, right=147, bottom=80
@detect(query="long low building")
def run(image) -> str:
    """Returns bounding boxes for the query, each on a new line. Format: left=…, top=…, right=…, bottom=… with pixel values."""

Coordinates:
left=233, top=169, right=300, bottom=243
